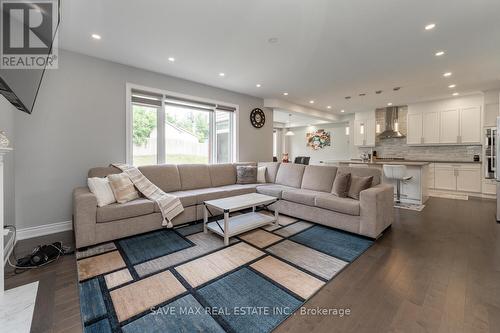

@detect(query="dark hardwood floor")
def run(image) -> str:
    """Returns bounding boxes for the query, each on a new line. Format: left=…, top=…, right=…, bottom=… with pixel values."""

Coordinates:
left=5, top=197, right=500, bottom=333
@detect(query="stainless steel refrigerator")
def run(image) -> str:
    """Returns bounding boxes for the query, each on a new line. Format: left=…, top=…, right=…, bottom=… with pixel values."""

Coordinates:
left=496, top=117, right=500, bottom=221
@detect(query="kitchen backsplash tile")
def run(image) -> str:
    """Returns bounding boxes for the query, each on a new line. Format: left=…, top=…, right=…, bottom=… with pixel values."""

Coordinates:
left=359, top=139, right=482, bottom=162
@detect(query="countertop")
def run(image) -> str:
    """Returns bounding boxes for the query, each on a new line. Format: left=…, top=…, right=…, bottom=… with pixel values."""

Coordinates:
left=338, top=160, right=430, bottom=166
left=335, top=159, right=482, bottom=166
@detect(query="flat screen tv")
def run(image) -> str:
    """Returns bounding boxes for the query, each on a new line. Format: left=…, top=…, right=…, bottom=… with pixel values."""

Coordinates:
left=0, top=0, right=60, bottom=113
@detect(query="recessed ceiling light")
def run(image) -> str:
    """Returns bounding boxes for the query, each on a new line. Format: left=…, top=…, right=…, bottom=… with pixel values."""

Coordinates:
left=283, top=92, right=288, bottom=96
left=448, top=84, right=456, bottom=88
left=443, top=72, right=452, bottom=77
left=425, top=23, right=436, bottom=30
left=435, top=51, right=445, bottom=56
left=219, top=72, right=225, bottom=77
left=168, top=57, right=175, bottom=62
left=452, top=92, right=459, bottom=96
left=341, top=109, right=345, bottom=113
left=327, top=106, right=332, bottom=109
left=256, top=84, right=261, bottom=88
left=91, top=34, right=101, bottom=40
left=309, top=100, right=314, bottom=104
left=387, top=102, right=393, bottom=106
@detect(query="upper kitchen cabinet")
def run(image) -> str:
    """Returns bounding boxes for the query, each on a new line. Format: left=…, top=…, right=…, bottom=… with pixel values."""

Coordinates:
left=439, top=109, right=460, bottom=144
left=407, top=95, right=482, bottom=146
left=407, top=112, right=423, bottom=144
left=407, top=111, right=440, bottom=144
left=354, top=111, right=375, bottom=147
left=422, top=111, right=440, bottom=144
left=459, top=106, right=481, bottom=143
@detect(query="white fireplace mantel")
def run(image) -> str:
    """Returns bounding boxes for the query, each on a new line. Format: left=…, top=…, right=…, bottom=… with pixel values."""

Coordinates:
left=0, top=147, right=39, bottom=333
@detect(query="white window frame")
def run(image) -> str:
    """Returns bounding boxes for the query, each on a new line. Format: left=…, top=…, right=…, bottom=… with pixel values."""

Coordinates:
left=126, top=83, right=238, bottom=165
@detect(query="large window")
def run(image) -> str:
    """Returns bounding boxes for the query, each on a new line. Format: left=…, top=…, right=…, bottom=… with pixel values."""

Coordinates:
left=129, top=87, right=236, bottom=166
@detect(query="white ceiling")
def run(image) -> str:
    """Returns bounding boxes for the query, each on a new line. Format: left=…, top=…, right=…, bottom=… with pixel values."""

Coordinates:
left=273, top=109, right=333, bottom=128
left=60, top=0, right=500, bottom=114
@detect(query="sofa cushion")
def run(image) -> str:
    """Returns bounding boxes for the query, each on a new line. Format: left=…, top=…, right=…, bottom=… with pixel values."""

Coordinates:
left=97, top=198, right=154, bottom=223
left=257, top=162, right=281, bottom=183
left=332, top=172, right=351, bottom=198
left=217, top=184, right=258, bottom=196
left=256, top=184, right=296, bottom=199
left=315, top=195, right=360, bottom=216
left=186, top=188, right=229, bottom=204
left=167, top=190, right=198, bottom=207
left=236, top=166, right=257, bottom=184
left=282, top=189, right=324, bottom=206
left=348, top=175, right=374, bottom=200
left=138, top=164, right=181, bottom=193
left=107, top=173, right=140, bottom=204
left=301, top=165, right=337, bottom=192
left=209, top=164, right=236, bottom=187
left=275, top=164, right=306, bottom=188
left=338, top=166, right=381, bottom=186
left=177, top=164, right=212, bottom=190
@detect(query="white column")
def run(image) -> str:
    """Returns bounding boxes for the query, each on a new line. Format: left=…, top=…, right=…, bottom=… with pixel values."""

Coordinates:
left=0, top=147, right=12, bottom=295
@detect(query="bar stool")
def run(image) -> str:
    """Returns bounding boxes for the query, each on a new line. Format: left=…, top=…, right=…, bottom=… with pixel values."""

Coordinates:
left=383, top=165, right=412, bottom=203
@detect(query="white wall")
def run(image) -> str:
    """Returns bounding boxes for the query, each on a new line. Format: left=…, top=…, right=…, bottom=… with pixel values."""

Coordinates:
left=14, top=50, right=272, bottom=229
left=0, top=96, right=15, bottom=229
left=286, top=123, right=350, bottom=164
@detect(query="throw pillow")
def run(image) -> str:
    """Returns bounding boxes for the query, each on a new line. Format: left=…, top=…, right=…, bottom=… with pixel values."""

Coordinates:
left=257, top=166, right=267, bottom=183
left=108, top=173, right=140, bottom=204
left=347, top=175, right=374, bottom=200
left=87, top=177, right=116, bottom=207
left=332, top=172, right=351, bottom=198
left=236, top=165, right=258, bottom=184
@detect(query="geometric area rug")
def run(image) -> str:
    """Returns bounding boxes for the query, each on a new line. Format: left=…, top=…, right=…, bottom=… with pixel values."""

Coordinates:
left=76, top=216, right=374, bottom=333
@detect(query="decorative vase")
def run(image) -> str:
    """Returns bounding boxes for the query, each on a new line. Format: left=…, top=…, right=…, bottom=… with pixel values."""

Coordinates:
left=0, top=131, right=10, bottom=148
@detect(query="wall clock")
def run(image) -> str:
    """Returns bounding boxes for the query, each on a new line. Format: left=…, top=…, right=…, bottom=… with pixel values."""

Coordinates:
left=250, top=108, right=265, bottom=128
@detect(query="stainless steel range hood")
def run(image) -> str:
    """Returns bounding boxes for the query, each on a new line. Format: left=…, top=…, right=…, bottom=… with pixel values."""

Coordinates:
left=378, top=106, right=405, bottom=139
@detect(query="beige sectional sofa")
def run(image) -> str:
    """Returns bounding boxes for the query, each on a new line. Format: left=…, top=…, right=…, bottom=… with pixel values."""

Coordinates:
left=73, top=162, right=394, bottom=248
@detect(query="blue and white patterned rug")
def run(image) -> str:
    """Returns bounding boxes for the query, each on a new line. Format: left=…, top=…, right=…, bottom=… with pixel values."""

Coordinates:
left=76, top=215, right=374, bottom=333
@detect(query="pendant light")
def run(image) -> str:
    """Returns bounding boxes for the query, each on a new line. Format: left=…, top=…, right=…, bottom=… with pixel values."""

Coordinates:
left=285, top=113, right=295, bottom=136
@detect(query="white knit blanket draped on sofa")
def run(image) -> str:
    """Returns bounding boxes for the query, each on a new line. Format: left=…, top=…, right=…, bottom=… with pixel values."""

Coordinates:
left=112, top=163, right=184, bottom=227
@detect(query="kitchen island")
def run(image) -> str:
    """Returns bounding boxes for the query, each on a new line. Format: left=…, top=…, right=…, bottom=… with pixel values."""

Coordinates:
left=336, top=160, right=430, bottom=205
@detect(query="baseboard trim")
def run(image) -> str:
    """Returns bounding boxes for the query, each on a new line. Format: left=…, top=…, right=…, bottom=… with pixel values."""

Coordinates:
left=16, top=220, right=73, bottom=241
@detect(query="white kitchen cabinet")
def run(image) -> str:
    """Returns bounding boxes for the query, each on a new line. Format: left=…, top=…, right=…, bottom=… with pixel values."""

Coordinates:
left=433, top=163, right=481, bottom=193
left=434, top=165, right=457, bottom=191
left=407, top=113, right=423, bottom=144
left=353, top=118, right=375, bottom=147
left=456, top=167, right=481, bottom=192
left=423, top=111, right=440, bottom=144
left=459, top=106, right=481, bottom=143
left=439, top=109, right=460, bottom=144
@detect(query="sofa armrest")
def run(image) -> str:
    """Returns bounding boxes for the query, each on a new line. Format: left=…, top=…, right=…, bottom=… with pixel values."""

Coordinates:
left=73, top=186, right=98, bottom=248
left=359, top=184, right=394, bottom=238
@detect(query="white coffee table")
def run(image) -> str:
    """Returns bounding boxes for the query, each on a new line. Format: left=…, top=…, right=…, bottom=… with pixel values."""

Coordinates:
left=203, top=193, right=279, bottom=245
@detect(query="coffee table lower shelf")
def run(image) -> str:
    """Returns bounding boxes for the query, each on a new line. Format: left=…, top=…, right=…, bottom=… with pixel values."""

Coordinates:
left=206, top=212, right=276, bottom=239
